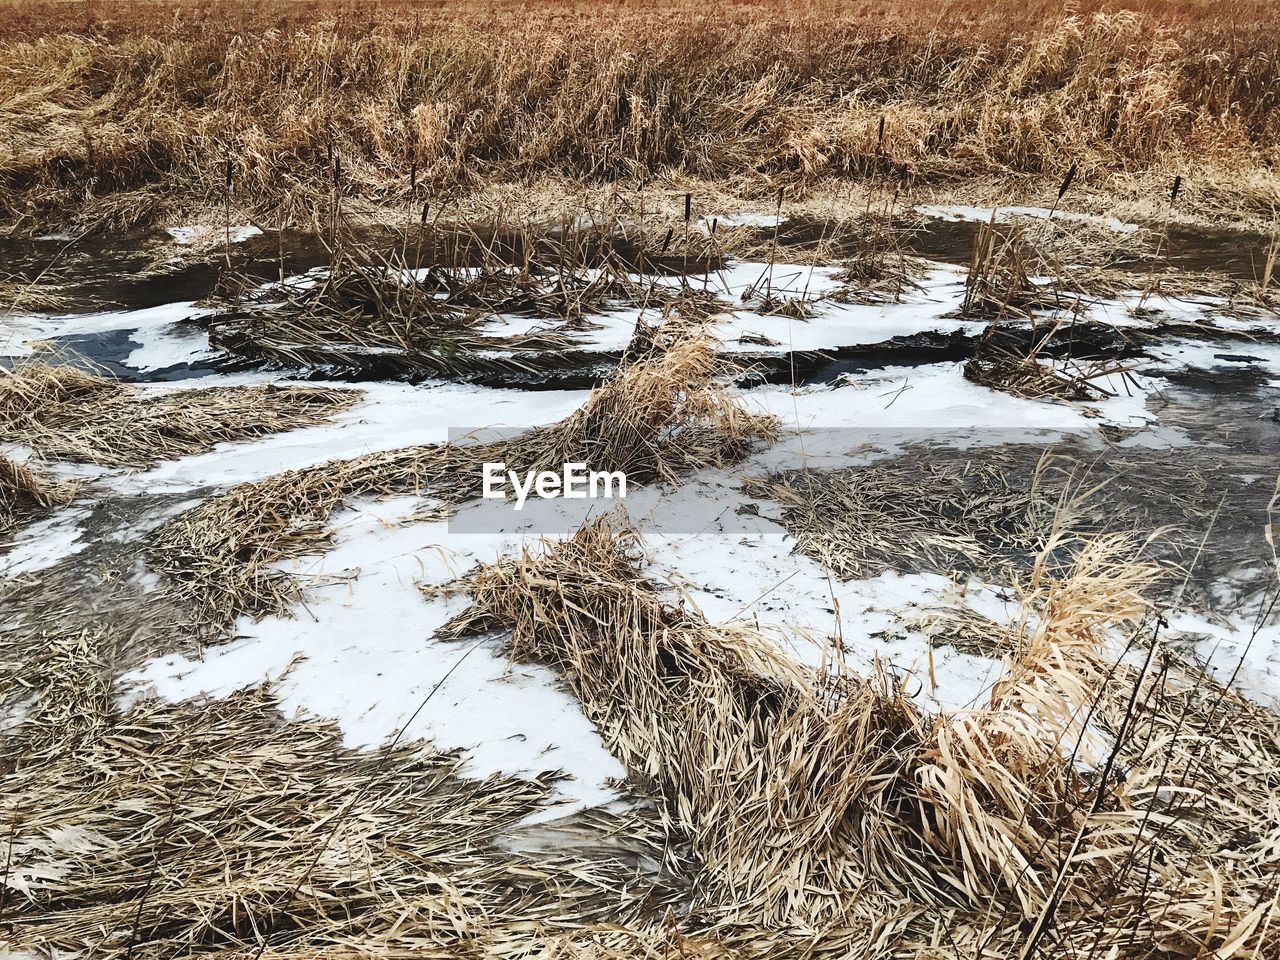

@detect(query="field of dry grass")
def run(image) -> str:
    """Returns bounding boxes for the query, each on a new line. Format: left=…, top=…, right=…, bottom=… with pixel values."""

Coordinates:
left=1, top=0, right=1278, bottom=233
left=4, top=5, right=1280, bottom=959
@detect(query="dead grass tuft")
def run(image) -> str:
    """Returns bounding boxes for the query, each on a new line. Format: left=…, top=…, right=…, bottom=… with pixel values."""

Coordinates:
left=961, top=218, right=1071, bottom=320
left=0, top=455, right=70, bottom=531
left=0, top=277, right=76, bottom=312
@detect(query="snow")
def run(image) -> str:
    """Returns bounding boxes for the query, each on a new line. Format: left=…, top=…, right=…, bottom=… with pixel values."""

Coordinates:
left=224, top=254, right=1264, bottom=378
left=124, top=495, right=627, bottom=817
left=253, top=259, right=984, bottom=362
left=708, top=264, right=987, bottom=353
left=1165, top=606, right=1280, bottom=707
left=705, top=211, right=782, bottom=230
left=0, top=507, right=92, bottom=577
left=124, top=321, right=214, bottom=372
left=119, top=358, right=1097, bottom=803
left=107, top=346, right=1188, bottom=798
left=643, top=526, right=1014, bottom=713
left=444, top=427, right=1027, bottom=713
left=746, top=361, right=1158, bottom=437
left=120, top=469, right=1019, bottom=810
left=1148, top=339, right=1280, bottom=380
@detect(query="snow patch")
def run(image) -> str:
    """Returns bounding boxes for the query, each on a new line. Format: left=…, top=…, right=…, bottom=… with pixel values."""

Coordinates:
left=124, top=496, right=627, bottom=817
left=0, top=507, right=93, bottom=577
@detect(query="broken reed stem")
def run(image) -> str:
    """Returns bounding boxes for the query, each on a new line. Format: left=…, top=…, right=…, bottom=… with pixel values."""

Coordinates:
left=766, top=187, right=783, bottom=303
left=223, top=156, right=233, bottom=272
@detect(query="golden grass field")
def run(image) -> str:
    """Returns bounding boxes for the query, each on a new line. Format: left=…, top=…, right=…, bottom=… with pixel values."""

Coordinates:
left=1, top=0, right=1278, bottom=233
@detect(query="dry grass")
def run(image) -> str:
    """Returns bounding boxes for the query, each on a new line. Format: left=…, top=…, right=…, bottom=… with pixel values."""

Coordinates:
left=906, top=602, right=1027, bottom=658
left=963, top=342, right=1131, bottom=401
left=955, top=222, right=1145, bottom=399
left=8, top=512, right=1280, bottom=958
left=0, top=277, right=75, bottom=313
left=1249, top=234, right=1279, bottom=308
left=960, top=218, right=1076, bottom=320
left=959, top=213, right=1163, bottom=316
left=0, top=628, right=658, bottom=960
left=742, top=459, right=1062, bottom=582
left=0, top=455, right=69, bottom=532
left=831, top=248, right=926, bottom=306
left=433, top=512, right=1280, bottom=955
left=151, top=332, right=777, bottom=629
left=1, top=2, right=1278, bottom=233
left=0, top=361, right=360, bottom=467
left=209, top=233, right=715, bottom=376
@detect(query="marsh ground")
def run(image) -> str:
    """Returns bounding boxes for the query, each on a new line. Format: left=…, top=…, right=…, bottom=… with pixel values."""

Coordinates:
left=2, top=3, right=1280, bottom=959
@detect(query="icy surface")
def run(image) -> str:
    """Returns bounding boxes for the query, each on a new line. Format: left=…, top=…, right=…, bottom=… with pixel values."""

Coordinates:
left=0, top=507, right=93, bottom=577
left=747, top=362, right=1158, bottom=436
left=1, top=301, right=213, bottom=363
left=6, top=235, right=1278, bottom=817
left=123, top=321, right=215, bottom=371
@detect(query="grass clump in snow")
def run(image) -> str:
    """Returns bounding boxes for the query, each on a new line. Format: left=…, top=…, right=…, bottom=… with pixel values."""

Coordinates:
left=963, top=340, right=1132, bottom=401
left=151, top=331, right=777, bottom=630
left=960, top=219, right=1076, bottom=320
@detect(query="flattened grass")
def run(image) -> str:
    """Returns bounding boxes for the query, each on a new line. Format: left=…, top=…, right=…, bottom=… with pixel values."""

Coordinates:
left=742, top=460, right=1060, bottom=582
left=0, top=628, right=657, bottom=960
left=151, top=332, right=777, bottom=629
left=435, top=513, right=1280, bottom=955
left=0, top=362, right=360, bottom=468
